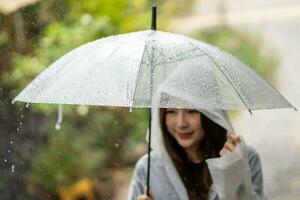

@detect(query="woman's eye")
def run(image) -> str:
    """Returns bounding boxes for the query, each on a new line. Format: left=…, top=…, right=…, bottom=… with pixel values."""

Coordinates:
left=187, top=109, right=199, bottom=114
left=166, top=109, right=176, bottom=114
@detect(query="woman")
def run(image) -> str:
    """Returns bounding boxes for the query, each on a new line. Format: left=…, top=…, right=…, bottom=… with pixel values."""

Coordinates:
left=127, top=95, right=266, bottom=200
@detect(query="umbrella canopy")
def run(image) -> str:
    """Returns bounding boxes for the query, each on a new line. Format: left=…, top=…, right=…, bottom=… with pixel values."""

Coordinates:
left=13, top=30, right=295, bottom=111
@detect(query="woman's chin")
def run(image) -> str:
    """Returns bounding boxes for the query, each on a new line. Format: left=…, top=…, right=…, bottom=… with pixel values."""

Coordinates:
left=177, top=140, right=194, bottom=149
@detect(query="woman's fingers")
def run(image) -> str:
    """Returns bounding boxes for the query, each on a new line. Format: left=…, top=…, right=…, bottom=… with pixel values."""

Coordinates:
left=219, top=134, right=241, bottom=157
left=224, top=141, right=235, bottom=151
left=219, top=147, right=231, bottom=157
left=137, top=194, right=152, bottom=200
left=143, top=186, right=153, bottom=199
left=227, top=133, right=241, bottom=145
left=219, top=141, right=234, bottom=156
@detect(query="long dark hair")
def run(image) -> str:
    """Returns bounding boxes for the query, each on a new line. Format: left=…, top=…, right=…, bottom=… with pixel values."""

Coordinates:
left=160, top=109, right=227, bottom=200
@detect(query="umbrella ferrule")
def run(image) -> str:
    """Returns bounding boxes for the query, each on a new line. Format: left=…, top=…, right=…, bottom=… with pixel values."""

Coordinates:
left=151, top=6, right=157, bottom=30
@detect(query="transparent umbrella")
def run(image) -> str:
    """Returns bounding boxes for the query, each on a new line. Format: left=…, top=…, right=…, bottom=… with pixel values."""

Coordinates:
left=12, top=6, right=296, bottom=196
left=12, top=28, right=294, bottom=112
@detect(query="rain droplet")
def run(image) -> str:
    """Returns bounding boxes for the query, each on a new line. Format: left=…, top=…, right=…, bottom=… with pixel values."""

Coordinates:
left=25, top=103, right=30, bottom=108
left=11, top=165, right=15, bottom=173
left=16, top=128, right=20, bottom=132
left=77, top=106, right=89, bottom=116
left=8, top=149, right=11, bottom=153
left=10, top=141, right=13, bottom=144
left=19, top=122, right=23, bottom=125
left=114, top=143, right=120, bottom=148
left=4, top=159, right=7, bottom=162
left=129, top=107, right=133, bottom=112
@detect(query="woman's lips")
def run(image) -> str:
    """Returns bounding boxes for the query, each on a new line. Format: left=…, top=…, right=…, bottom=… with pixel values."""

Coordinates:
left=177, top=132, right=193, bottom=139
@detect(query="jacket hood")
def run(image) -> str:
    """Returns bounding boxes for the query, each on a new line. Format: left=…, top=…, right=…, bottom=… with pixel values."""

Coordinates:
left=149, top=85, right=235, bottom=200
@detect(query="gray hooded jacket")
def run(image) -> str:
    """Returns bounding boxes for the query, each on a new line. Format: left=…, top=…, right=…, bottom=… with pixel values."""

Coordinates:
left=127, top=87, right=267, bottom=200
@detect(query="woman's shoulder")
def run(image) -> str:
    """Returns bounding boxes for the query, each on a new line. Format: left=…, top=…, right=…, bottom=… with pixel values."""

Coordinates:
left=134, top=151, right=162, bottom=169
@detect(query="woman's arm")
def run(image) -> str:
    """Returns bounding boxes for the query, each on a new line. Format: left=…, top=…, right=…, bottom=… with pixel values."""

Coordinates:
left=247, top=146, right=267, bottom=199
left=206, top=136, right=267, bottom=200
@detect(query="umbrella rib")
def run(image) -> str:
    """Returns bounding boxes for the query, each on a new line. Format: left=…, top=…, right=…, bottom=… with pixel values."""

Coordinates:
left=154, top=47, right=203, bottom=66
left=130, top=40, right=148, bottom=107
left=205, top=54, right=253, bottom=114
left=107, top=41, right=126, bottom=58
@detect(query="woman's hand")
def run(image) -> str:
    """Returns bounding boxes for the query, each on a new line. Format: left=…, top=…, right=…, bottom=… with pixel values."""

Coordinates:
left=137, top=187, right=153, bottom=200
left=137, top=194, right=153, bottom=200
left=219, top=133, right=241, bottom=157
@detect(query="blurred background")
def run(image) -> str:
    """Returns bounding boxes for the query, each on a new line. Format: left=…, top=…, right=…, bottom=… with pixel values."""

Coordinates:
left=0, top=0, right=299, bottom=199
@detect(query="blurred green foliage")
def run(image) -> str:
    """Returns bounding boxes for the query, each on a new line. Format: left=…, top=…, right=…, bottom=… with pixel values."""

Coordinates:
left=29, top=131, right=106, bottom=190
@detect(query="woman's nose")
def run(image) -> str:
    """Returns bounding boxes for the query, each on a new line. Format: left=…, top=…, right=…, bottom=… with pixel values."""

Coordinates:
left=176, top=111, right=188, bottom=128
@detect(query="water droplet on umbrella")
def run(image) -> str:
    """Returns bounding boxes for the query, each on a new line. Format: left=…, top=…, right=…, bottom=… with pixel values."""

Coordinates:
left=55, top=105, right=63, bottom=130
left=55, top=123, right=61, bottom=130
left=11, top=165, right=15, bottom=173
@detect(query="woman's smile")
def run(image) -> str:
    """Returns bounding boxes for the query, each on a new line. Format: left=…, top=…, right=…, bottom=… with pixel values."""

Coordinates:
left=176, top=131, right=194, bottom=139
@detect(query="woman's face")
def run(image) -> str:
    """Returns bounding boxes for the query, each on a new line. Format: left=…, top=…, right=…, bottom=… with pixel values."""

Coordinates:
left=165, top=108, right=205, bottom=151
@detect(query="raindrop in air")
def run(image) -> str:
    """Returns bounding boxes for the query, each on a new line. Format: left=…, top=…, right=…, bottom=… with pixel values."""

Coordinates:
left=16, top=128, right=20, bottom=132
left=10, top=141, right=13, bottom=144
left=25, top=103, right=30, bottom=108
left=19, top=122, right=23, bottom=125
left=8, top=149, right=11, bottom=153
left=115, top=143, right=120, bottom=148
left=4, top=159, right=7, bottom=162
left=11, top=165, right=15, bottom=173
left=129, top=107, right=133, bottom=112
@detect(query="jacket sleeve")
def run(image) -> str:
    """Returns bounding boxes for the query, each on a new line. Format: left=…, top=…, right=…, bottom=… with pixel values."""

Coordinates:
left=247, top=146, right=267, bottom=199
left=206, top=137, right=267, bottom=200
left=127, top=156, right=147, bottom=200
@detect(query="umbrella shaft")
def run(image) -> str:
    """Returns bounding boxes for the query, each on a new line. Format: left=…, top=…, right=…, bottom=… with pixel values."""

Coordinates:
left=146, top=108, right=152, bottom=196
